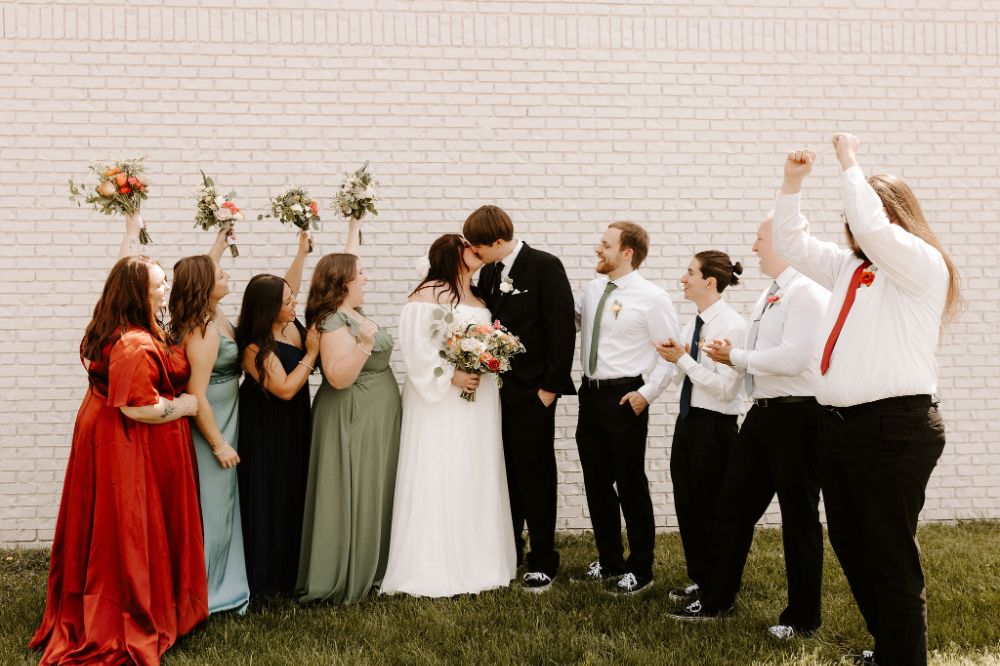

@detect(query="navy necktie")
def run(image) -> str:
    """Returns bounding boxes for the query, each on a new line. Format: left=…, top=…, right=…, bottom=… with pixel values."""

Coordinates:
left=679, top=314, right=704, bottom=418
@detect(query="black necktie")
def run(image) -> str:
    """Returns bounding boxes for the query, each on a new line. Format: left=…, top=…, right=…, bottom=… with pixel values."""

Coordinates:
left=679, top=314, right=704, bottom=417
left=492, top=261, right=505, bottom=298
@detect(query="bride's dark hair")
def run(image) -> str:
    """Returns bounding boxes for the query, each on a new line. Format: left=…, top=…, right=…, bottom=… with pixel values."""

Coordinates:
left=411, top=234, right=478, bottom=306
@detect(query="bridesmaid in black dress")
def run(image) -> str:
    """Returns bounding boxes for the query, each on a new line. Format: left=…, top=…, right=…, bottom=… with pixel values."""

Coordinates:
left=235, top=231, right=320, bottom=599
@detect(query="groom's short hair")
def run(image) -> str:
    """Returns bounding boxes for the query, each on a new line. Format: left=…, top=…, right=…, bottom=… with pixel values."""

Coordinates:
left=463, top=205, right=514, bottom=245
left=609, top=221, right=649, bottom=268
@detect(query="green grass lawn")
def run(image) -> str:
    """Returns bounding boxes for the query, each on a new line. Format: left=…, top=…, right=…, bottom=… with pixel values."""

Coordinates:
left=3, top=522, right=998, bottom=665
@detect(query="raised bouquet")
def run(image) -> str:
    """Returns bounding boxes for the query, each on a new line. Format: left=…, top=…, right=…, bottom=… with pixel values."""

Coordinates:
left=259, top=186, right=320, bottom=253
left=193, top=171, right=243, bottom=256
left=432, top=308, right=525, bottom=402
left=69, top=156, right=151, bottom=244
left=333, top=162, right=378, bottom=245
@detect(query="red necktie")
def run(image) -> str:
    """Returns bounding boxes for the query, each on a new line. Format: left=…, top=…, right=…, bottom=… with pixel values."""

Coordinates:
left=820, top=260, right=871, bottom=375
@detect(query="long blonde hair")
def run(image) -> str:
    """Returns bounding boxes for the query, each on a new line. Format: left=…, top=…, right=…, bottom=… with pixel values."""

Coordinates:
left=867, top=174, right=963, bottom=323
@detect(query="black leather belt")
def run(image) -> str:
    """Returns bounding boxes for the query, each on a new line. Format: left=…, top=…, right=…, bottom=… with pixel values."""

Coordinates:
left=752, top=396, right=816, bottom=408
left=582, top=375, right=642, bottom=390
left=823, top=394, right=936, bottom=422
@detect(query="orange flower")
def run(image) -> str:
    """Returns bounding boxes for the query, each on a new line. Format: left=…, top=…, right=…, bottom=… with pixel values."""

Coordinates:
left=308, top=201, right=319, bottom=216
left=103, top=167, right=121, bottom=178
left=118, top=185, right=132, bottom=195
left=96, top=180, right=116, bottom=197
left=114, top=172, right=128, bottom=187
left=127, top=176, right=139, bottom=187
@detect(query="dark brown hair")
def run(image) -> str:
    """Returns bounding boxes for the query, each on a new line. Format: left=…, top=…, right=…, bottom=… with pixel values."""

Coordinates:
left=462, top=205, right=514, bottom=246
left=168, top=255, right=216, bottom=344
left=305, top=253, right=359, bottom=329
left=694, top=250, right=743, bottom=293
left=867, top=174, right=963, bottom=322
left=235, top=274, right=289, bottom=391
left=411, top=234, right=476, bottom=306
left=609, top=221, right=649, bottom=268
left=81, top=256, right=166, bottom=362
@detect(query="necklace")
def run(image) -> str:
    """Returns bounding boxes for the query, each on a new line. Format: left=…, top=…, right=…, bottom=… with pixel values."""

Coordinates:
left=274, top=322, right=295, bottom=344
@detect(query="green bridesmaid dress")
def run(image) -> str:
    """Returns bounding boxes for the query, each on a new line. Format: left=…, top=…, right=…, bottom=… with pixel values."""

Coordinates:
left=297, top=312, right=402, bottom=604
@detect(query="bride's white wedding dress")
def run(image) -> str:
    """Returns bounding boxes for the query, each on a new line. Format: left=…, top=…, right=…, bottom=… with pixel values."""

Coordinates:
left=380, top=302, right=517, bottom=597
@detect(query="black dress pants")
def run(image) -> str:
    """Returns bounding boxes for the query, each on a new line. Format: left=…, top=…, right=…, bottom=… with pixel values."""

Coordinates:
left=575, top=378, right=654, bottom=579
left=670, top=407, right=738, bottom=588
left=819, top=395, right=945, bottom=666
left=501, top=394, right=560, bottom=577
left=699, top=401, right=824, bottom=631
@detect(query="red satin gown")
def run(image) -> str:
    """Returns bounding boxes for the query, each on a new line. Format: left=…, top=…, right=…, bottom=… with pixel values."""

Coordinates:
left=31, top=328, right=209, bottom=665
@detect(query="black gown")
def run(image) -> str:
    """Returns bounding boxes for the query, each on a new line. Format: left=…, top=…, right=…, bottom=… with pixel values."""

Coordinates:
left=237, top=321, right=313, bottom=599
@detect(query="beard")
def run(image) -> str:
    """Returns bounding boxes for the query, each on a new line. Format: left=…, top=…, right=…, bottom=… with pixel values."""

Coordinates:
left=596, top=256, right=618, bottom=275
left=844, top=223, right=869, bottom=261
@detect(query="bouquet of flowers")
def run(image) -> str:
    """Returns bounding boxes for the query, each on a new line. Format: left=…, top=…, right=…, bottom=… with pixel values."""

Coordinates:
left=193, top=171, right=243, bottom=256
left=432, top=308, right=526, bottom=402
left=69, top=156, right=152, bottom=244
left=332, top=162, right=379, bottom=245
left=258, top=186, right=320, bottom=252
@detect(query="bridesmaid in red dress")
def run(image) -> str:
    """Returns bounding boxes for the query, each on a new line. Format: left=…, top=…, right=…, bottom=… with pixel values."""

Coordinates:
left=31, top=215, right=209, bottom=666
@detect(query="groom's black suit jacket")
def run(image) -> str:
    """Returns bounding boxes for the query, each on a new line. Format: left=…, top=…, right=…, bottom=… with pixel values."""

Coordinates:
left=479, top=243, right=577, bottom=405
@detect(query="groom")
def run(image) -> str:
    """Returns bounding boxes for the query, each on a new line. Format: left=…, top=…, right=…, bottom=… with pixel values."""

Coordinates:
left=464, top=205, right=577, bottom=592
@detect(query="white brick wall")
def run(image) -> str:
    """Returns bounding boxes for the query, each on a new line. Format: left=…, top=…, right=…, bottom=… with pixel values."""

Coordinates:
left=2, top=1, right=999, bottom=546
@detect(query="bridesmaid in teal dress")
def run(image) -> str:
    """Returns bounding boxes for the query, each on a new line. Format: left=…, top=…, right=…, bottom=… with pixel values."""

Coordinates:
left=298, top=218, right=402, bottom=604
left=169, top=232, right=250, bottom=615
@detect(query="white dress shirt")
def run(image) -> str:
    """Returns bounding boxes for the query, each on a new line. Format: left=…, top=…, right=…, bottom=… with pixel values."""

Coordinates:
left=576, top=270, right=680, bottom=403
left=673, top=298, right=747, bottom=415
left=500, top=239, right=524, bottom=281
left=730, top=268, right=830, bottom=400
left=773, top=165, right=949, bottom=407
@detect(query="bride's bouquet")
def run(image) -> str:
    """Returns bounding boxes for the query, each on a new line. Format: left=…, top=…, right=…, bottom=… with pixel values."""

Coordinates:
left=259, top=186, right=320, bottom=252
left=69, top=156, right=152, bottom=244
left=433, top=309, right=525, bottom=402
left=332, top=162, right=378, bottom=245
left=193, top=171, right=243, bottom=256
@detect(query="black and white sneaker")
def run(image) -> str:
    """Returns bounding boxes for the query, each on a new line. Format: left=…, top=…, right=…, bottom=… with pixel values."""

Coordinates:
left=521, top=571, right=554, bottom=593
left=668, top=599, right=732, bottom=621
left=667, top=582, right=699, bottom=601
left=847, top=650, right=877, bottom=665
left=609, top=572, right=654, bottom=595
left=584, top=560, right=615, bottom=581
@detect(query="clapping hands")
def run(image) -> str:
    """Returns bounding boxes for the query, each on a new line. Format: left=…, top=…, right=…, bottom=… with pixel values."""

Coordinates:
left=703, top=339, right=734, bottom=367
left=654, top=338, right=689, bottom=364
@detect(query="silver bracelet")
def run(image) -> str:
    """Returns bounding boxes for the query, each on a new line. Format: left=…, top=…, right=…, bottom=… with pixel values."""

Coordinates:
left=297, top=360, right=315, bottom=371
left=356, top=343, right=372, bottom=357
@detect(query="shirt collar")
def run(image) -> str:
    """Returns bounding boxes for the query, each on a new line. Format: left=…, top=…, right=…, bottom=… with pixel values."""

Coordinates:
left=606, top=269, right=640, bottom=290
left=774, top=266, right=799, bottom=291
left=501, top=239, right=524, bottom=270
left=698, top=297, right=729, bottom=324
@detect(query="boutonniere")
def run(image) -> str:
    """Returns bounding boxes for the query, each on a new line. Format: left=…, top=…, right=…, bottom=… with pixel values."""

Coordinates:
left=610, top=299, right=623, bottom=320
left=766, top=294, right=782, bottom=309
left=498, top=276, right=514, bottom=294
left=860, top=265, right=877, bottom=287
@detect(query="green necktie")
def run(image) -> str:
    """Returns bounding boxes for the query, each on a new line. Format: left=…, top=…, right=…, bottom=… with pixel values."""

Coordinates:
left=588, top=282, right=618, bottom=376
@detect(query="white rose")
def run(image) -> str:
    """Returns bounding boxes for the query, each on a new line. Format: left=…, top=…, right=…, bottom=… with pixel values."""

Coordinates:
left=499, top=280, right=513, bottom=294
left=291, top=203, right=304, bottom=214
left=460, top=338, right=479, bottom=353
left=215, top=195, right=226, bottom=207
left=215, top=207, right=233, bottom=222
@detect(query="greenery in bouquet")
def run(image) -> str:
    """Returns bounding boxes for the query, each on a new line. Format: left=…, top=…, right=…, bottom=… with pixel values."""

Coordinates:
left=194, top=171, right=243, bottom=257
left=432, top=308, right=526, bottom=402
left=333, top=162, right=379, bottom=245
left=69, top=156, right=152, bottom=244
left=259, top=186, right=320, bottom=253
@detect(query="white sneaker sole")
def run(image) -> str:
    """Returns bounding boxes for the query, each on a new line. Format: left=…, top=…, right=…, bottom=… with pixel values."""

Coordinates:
left=520, top=582, right=552, bottom=594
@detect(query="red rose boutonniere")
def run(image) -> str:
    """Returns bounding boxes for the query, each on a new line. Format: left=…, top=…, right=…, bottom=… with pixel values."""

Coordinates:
left=860, top=265, right=877, bottom=287
left=766, top=294, right=782, bottom=309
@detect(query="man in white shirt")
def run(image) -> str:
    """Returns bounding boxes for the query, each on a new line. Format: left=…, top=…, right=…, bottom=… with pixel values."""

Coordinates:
left=575, top=222, right=679, bottom=595
left=668, top=214, right=829, bottom=640
left=772, top=134, right=959, bottom=666
left=655, top=250, right=746, bottom=603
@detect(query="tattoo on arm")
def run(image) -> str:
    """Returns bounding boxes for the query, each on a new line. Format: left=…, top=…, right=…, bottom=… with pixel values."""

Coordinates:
left=161, top=402, right=176, bottom=419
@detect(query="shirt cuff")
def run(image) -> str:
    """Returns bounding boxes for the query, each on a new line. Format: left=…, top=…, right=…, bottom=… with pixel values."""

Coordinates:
left=729, top=349, right=749, bottom=370
left=676, top=354, right=697, bottom=373
left=637, top=384, right=656, bottom=403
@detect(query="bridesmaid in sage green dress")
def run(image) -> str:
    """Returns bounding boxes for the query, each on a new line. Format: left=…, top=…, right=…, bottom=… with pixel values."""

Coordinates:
left=298, top=218, right=402, bottom=604
left=170, top=234, right=250, bottom=615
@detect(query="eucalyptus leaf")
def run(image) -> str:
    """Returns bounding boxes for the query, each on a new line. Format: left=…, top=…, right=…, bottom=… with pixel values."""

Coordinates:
left=432, top=309, right=444, bottom=320
left=433, top=367, right=444, bottom=377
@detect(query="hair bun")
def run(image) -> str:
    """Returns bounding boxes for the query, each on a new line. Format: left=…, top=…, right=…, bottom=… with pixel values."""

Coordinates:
left=732, top=261, right=743, bottom=275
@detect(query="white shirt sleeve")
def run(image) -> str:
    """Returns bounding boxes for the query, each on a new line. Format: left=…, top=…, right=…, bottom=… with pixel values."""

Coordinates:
left=675, top=320, right=744, bottom=401
left=398, top=303, right=455, bottom=403
left=773, top=192, right=850, bottom=291
left=842, top=165, right=948, bottom=297
left=741, top=284, right=826, bottom=378
left=637, top=291, right=680, bottom=403
left=574, top=293, right=583, bottom=333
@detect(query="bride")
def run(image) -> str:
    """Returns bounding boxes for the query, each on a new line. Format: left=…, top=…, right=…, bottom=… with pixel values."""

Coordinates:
left=380, top=234, right=517, bottom=597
